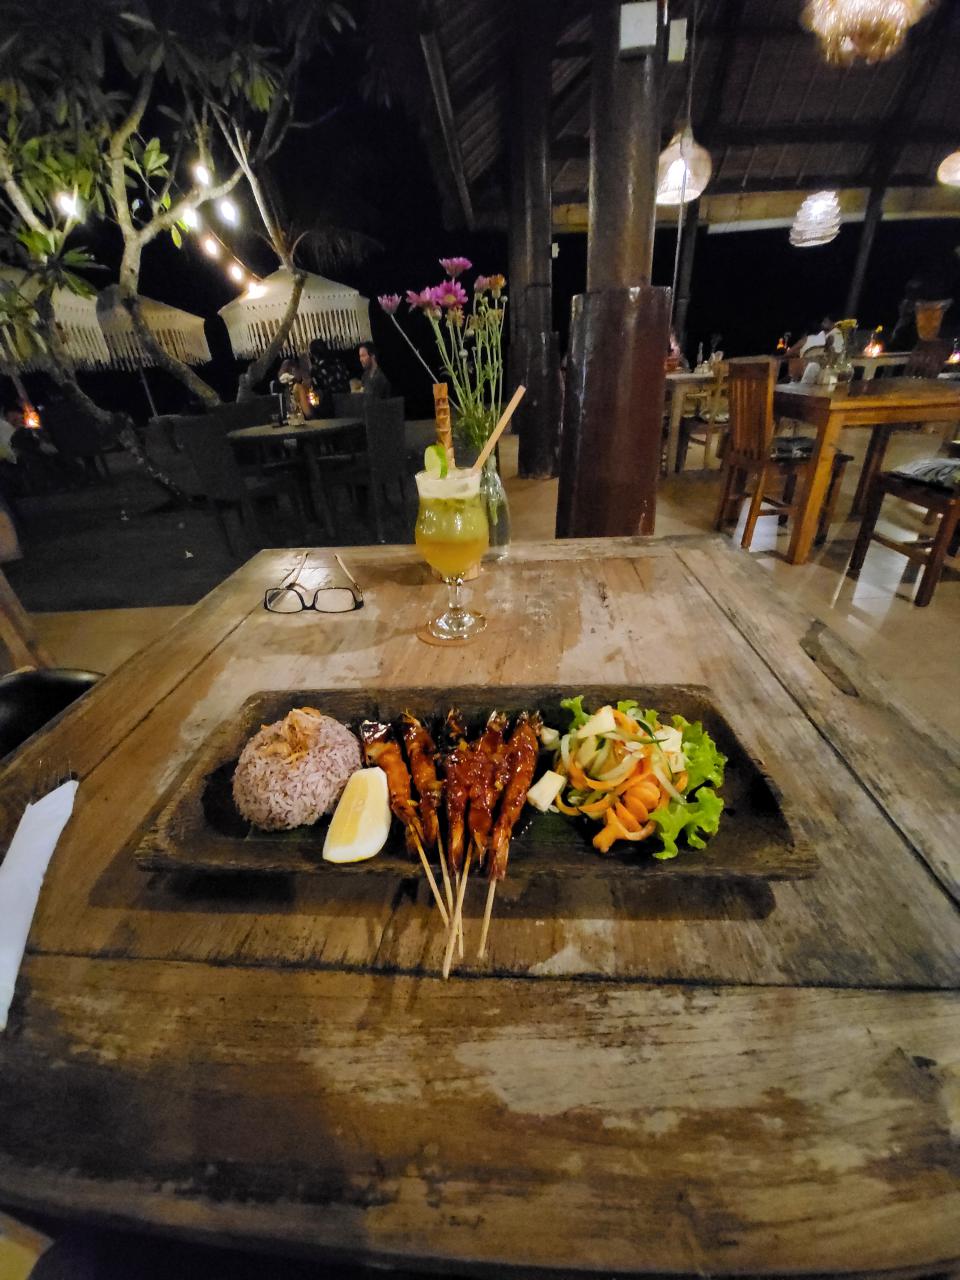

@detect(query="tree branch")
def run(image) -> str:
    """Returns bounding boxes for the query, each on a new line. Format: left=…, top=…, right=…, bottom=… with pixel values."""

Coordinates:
left=0, top=143, right=47, bottom=236
left=108, top=71, right=155, bottom=239
left=237, top=269, right=305, bottom=398
left=122, top=291, right=220, bottom=407
left=142, top=166, right=244, bottom=243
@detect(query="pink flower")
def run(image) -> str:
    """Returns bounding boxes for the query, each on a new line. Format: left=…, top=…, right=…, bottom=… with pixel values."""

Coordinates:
left=378, top=294, right=402, bottom=315
left=407, top=287, right=441, bottom=318
left=430, top=280, right=469, bottom=310
left=473, top=275, right=490, bottom=292
left=439, top=256, right=472, bottom=278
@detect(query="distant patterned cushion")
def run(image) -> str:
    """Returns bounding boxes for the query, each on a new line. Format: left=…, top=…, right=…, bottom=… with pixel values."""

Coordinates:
left=890, top=457, right=960, bottom=491
left=771, top=435, right=815, bottom=460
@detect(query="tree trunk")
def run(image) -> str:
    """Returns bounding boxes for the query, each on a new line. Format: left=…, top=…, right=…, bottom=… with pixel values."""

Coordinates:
left=236, top=270, right=306, bottom=400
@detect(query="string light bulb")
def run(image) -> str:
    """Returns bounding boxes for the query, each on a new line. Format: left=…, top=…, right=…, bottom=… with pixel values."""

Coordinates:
left=228, top=262, right=245, bottom=283
left=218, top=198, right=239, bottom=226
left=245, top=281, right=266, bottom=299
left=182, top=206, right=200, bottom=229
left=193, top=162, right=212, bottom=187
left=202, top=236, right=220, bottom=258
left=55, top=191, right=80, bottom=218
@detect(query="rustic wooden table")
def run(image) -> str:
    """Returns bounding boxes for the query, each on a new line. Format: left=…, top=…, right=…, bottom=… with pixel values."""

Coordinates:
left=1, top=537, right=958, bottom=1276
left=774, top=378, right=960, bottom=564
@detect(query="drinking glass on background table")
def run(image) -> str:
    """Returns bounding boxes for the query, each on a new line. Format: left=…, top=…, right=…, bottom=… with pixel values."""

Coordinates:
left=415, top=468, right=488, bottom=641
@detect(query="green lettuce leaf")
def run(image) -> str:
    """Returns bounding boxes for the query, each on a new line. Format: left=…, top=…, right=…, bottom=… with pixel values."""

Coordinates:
left=649, top=786, right=724, bottom=860
left=672, top=715, right=726, bottom=791
left=616, top=699, right=639, bottom=716
left=560, top=695, right=588, bottom=731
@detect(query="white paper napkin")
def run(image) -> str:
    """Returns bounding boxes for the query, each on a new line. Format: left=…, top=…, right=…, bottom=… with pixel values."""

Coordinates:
left=0, top=780, right=77, bottom=1031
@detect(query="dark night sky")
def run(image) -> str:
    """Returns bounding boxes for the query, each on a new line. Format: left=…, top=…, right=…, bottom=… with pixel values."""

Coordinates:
left=49, top=15, right=960, bottom=419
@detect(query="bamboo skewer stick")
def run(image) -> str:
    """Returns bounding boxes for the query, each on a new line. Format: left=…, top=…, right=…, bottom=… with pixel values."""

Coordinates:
left=471, top=385, right=526, bottom=474
left=413, top=832, right=449, bottom=927
left=442, top=848, right=473, bottom=980
left=477, top=878, right=497, bottom=960
left=436, top=828, right=454, bottom=918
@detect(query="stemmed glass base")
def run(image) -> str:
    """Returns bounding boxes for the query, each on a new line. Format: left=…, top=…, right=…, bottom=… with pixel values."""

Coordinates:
left=428, top=576, right=486, bottom=642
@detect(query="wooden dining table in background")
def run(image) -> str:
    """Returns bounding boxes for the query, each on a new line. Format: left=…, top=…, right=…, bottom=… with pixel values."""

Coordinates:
left=0, top=536, right=957, bottom=1276
left=664, top=370, right=715, bottom=473
left=773, top=377, right=960, bottom=564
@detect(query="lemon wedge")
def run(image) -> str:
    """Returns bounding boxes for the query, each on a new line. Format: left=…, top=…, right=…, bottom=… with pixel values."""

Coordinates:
left=323, top=768, right=391, bottom=863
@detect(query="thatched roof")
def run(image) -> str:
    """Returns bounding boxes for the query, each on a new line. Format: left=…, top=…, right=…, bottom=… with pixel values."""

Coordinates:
left=370, top=0, right=960, bottom=229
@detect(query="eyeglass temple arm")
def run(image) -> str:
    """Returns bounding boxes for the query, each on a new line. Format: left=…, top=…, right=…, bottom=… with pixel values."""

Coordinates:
left=335, top=554, right=362, bottom=594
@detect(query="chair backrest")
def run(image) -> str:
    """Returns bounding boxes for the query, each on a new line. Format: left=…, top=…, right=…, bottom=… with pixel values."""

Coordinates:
left=39, top=400, right=104, bottom=458
left=203, top=397, right=275, bottom=431
left=703, top=362, right=729, bottom=424
left=363, top=398, right=407, bottom=483
left=176, top=417, right=248, bottom=502
left=726, top=358, right=777, bottom=462
left=333, top=392, right=363, bottom=418
left=905, top=338, right=951, bottom=379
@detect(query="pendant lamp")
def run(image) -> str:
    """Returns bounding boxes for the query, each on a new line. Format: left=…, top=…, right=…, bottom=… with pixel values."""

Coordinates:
left=937, top=150, right=960, bottom=186
left=790, top=191, right=842, bottom=248
left=656, top=126, right=712, bottom=206
left=801, top=0, right=936, bottom=66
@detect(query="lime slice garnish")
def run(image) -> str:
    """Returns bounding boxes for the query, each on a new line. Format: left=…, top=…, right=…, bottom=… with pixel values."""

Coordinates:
left=424, top=443, right=449, bottom=478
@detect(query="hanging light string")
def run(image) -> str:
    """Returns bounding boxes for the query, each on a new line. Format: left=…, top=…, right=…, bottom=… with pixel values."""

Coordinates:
left=669, top=0, right=699, bottom=329
left=172, top=164, right=265, bottom=295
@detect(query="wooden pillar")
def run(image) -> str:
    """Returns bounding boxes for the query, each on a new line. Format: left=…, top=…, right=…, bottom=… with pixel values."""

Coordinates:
left=510, top=0, right=560, bottom=479
left=845, top=185, right=885, bottom=319
left=674, top=199, right=700, bottom=351
left=557, top=0, right=669, bottom=537
left=587, top=0, right=663, bottom=289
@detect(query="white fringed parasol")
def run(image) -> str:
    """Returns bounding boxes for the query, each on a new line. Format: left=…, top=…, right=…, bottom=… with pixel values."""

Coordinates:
left=218, top=267, right=371, bottom=359
left=0, top=270, right=111, bottom=370
left=96, top=290, right=211, bottom=369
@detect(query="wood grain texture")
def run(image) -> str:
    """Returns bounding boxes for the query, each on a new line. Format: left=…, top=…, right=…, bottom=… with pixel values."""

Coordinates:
left=136, top=684, right=814, bottom=882
left=8, top=543, right=960, bottom=987
left=676, top=542, right=960, bottom=905
left=1, top=957, right=959, bottom=1276
left=0, top=536, right=958, bottom=1274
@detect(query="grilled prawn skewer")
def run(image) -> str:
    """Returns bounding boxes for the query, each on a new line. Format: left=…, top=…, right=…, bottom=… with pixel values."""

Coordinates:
left=467, top=711, right=509, bottom=861
left=443, top=709, right=480, bottom=876
left=360, top=720, right=448, bottom=925
left=400, top=710, right=451, bottom=913
left=478, top=711, right=541, bottom=959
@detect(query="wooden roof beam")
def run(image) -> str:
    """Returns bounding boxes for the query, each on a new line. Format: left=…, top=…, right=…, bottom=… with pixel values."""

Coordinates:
left=419, top=26, right=476, bottom=229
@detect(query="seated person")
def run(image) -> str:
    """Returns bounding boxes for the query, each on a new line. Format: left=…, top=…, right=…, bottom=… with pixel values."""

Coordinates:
left=358, top=342, right=392, bottom=399
left=278, top=358, right=314, bottom=420
left=308, top=339, right=351, bottom=416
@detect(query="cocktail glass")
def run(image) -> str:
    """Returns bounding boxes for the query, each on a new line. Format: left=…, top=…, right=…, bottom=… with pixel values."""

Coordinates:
left=414, top=468, right=489, bottom=641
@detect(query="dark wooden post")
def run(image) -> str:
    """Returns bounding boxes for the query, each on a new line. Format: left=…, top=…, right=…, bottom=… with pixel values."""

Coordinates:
left=510, top=0, right=560, bottom=479
left=556, top=0, right=670, bottom=538
left=674, top=198, right=700, bottom=351
left=845, top=185, right=885, bottom=319
left=586, top=0, right=662, bottom=289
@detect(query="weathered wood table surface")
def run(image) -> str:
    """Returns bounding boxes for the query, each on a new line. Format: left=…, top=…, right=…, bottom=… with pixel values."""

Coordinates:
left=774, top=378, right=960, bottom=563
left=1, top=537, right=958, bottom=1276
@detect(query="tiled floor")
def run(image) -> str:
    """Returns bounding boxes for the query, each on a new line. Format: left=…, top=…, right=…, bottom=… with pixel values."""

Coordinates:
left=23, top=428, right=959, bottom=737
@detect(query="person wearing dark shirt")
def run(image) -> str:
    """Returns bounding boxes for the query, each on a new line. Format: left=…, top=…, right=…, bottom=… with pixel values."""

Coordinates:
left=308, top=338, right=351, bottom=416
left=358, top=342, right=392, bottom=399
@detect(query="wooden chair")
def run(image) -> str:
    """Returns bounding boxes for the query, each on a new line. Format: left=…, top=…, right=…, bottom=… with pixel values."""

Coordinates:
left=330, top=398, right=413, bottom=542
left=177, top=417, right=309, bottom=556
left=847, top=462, right=960, bottom=607
left=676, top=363, right=728, bottom=471
left=714, top=358, right=852, bottom=551
left=0, top=569, right=102, bottom=758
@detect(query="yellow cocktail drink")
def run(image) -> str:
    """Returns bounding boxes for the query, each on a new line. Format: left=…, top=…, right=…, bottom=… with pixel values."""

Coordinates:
left=414, top=468, right=488, bottom=641
left=415, top=471, right=488, bottom=576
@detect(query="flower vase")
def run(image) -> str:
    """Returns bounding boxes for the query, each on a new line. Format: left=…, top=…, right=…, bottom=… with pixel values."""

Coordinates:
left=480, top=453, right=511, bottom=560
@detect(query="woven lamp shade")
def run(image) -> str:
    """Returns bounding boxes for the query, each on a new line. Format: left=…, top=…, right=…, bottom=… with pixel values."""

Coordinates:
left=801, top=0, right=936, bottom=65
left=790, top=191, right=842, bottom=247
left=218, top=267, right=372, bottom=360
